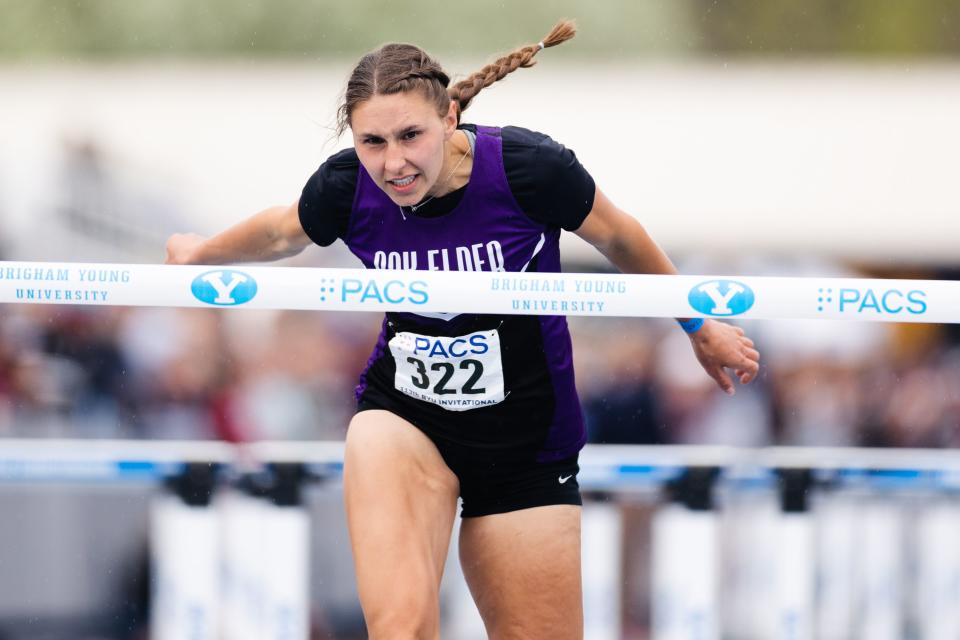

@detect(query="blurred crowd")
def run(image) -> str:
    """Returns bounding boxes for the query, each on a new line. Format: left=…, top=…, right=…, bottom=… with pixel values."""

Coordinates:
left=575, top=312, right=960, bottom=449
left=2, top=294, right=960, bottom=449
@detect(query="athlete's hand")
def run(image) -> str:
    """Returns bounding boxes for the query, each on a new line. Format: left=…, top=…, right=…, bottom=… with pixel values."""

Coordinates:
left=688, top=320, right=760, bottom=396
left=164, top=233, right=207, bottom=265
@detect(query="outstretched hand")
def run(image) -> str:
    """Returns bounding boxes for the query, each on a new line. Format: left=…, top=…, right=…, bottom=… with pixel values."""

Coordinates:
left=688, top=320, right=760, bottom=396
left=164, top=233, right=207, bottom=265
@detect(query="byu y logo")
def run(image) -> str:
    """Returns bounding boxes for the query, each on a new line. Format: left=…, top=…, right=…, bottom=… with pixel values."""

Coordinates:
left=191, top=270, right=258, bottom=306
left=688, top=280, right=755, bottom=316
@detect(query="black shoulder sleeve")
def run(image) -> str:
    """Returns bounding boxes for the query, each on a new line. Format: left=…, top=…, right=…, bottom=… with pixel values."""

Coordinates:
left=298, top=148, right=359, bottom=247
left=500, top=126, right=596, bottom=231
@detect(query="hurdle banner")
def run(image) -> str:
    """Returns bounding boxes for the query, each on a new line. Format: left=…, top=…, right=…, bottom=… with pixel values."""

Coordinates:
left=0, top=260, right=953, bottom=323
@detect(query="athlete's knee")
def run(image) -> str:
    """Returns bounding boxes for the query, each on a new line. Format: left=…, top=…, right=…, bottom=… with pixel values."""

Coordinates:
left=364, top=591, right=441, bottom=640
left=488, top=619, right=583, bottom=640
left=481, top=589, right=584, bottom=640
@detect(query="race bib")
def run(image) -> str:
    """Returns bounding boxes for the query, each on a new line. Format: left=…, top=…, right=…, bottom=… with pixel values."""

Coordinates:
left=388, top=329, right=506, bottom=412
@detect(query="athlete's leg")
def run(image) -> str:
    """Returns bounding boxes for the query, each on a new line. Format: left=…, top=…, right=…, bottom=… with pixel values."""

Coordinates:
left=459, top=505, right=583, bottom=640
left=344, top=409, right=460, bottom=640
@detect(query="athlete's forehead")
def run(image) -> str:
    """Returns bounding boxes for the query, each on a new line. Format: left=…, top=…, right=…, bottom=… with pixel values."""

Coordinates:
left=350, top=92, right=440, bottom=138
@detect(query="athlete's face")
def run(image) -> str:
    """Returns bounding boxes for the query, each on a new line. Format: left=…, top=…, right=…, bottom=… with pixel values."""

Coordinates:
left=351, top=91, right=458, bottom=207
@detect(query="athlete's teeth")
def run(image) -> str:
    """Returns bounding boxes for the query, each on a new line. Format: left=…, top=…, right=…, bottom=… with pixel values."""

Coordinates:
left=392, top=176, right=415, bottom=186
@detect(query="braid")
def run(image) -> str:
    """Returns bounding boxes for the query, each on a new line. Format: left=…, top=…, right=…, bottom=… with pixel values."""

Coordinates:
left=448, top=19, right=576, bottom=119
left=336, top=20, right=576, bottom=135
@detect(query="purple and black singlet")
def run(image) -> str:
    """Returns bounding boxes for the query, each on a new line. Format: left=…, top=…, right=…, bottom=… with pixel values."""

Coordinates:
left=299, top=125, right=596, bottom=464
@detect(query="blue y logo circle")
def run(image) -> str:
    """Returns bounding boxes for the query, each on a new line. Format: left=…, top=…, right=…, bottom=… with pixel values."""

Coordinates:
left=191, top=270, right=258, bottom=306
left=688, top=280, right=755, bottom=316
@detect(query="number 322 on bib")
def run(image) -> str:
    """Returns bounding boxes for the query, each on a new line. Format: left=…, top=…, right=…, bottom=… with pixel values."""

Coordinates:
left=388, top=330, right=506, bottom=412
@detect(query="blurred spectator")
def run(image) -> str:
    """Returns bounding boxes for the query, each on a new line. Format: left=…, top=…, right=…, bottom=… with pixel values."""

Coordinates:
left=40, top=307, right=130, bottom=435
left=117, top=308, right=237, bottom=440
left=574, top=317, right=665, bottom=445
left=760, top=318, right=888, bottom=447
left=225, top=310, right=365, bottom=441
left=860, top=345, right=960, bottom=448
left=0, top=315, right=15, bottom=435
left=652, top=325, right=772, bottom=447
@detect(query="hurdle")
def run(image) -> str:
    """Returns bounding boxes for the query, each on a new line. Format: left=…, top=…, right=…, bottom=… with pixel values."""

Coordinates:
left=3, top=441, right=960, bottom=638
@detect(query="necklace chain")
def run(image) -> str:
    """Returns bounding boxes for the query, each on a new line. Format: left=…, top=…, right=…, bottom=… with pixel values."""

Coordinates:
left=406, top=143, right=471, bottom=214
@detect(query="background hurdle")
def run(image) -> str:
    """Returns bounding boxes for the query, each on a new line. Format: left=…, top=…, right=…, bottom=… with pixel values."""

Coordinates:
left=3, top=441, right=960, bottom=639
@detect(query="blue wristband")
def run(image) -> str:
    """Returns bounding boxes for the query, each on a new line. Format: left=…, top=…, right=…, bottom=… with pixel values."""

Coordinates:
left=677, top=317, right=704, bottom=334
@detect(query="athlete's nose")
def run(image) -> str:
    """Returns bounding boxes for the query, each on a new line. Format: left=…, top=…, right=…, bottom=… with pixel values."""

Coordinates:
left=384, top=142, right=406, bottom=176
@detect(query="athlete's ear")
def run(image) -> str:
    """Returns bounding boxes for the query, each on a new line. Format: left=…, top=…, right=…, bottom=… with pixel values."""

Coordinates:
left=443, top=100, right=458, bottom=139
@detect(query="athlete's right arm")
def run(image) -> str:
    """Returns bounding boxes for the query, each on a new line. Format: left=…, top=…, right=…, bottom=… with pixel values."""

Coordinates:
left=164, top=199, right=312, bottom=265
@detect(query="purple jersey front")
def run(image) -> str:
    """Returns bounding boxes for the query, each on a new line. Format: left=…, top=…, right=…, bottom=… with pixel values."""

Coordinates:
left=346, top=126, right=585, bottom=462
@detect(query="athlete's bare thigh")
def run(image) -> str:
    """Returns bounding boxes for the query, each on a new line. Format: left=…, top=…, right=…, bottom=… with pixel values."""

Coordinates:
left=344, top=409, right=459, bottom=640
left=459, top=504, right=583, bottom=640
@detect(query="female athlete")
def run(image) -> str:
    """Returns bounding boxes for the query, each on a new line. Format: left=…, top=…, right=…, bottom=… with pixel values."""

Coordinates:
left=165, top=19, right=760, bottom=640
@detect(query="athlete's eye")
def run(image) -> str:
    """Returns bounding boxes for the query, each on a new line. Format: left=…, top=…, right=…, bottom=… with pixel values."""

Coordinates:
left=364, top=136, right=385, bottom=146
left=402, top=130, right=421, bottom=141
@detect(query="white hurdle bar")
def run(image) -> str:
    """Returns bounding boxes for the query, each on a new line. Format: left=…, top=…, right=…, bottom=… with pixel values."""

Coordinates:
left=0, top=260, right=957, bottom=323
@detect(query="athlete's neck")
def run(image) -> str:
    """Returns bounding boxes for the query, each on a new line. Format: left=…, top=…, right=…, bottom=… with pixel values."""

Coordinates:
left=428, top=130, right=472, bottom=199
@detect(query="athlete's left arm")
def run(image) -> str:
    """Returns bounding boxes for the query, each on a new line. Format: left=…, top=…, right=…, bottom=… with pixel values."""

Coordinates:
left=575, top=187, right=760, bottom=395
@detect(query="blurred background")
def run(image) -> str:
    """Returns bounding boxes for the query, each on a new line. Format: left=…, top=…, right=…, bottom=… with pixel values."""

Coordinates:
left=1, top=1, right=960, bottom=638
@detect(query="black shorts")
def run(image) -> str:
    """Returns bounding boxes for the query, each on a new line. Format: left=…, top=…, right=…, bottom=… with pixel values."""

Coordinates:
left=357, top=400, right=582, bottom=518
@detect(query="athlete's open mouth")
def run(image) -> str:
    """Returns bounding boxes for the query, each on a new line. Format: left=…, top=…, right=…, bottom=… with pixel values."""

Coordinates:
left=387, top=175, right=418, bottom=191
